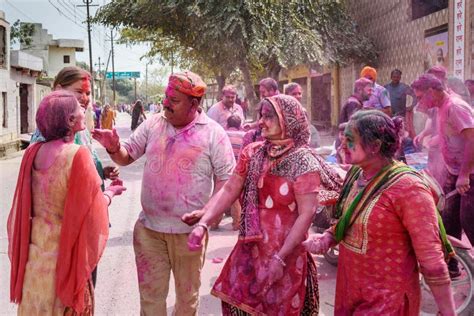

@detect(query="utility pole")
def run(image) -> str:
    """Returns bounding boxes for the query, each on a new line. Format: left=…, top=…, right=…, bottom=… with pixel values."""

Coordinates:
left=77, top=0, right=99, bottom=102
left=134, top=78, right=137, bottom=101
left=94, top=57, right=105, bottom=103
left=103, top=50, right=112, bottom=104
left=145, top=62, right=149, bottom=104
left=110, top=28, right=116, bottom=106
left=171, top=50, right=174, bottom=74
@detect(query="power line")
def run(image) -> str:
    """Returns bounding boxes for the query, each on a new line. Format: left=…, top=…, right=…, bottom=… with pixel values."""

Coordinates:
left=57, top=0, right=86, bottom=23
left=48, top=0, right=87, bottom=31
left=4, top=0, right=37, bottom=22
left=48, top=0, right=105, bottom=50
left=65, top=0, right=88, bottom=20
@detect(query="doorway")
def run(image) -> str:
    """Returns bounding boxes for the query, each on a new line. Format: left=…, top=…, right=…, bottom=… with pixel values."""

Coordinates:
left=311, top=73, right=332, bottom=129
left=20, top=84, right=29, bottom=134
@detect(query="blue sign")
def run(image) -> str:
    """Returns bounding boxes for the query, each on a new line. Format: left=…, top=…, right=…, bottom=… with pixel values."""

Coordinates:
left=106, top=71, right=140, bottom=79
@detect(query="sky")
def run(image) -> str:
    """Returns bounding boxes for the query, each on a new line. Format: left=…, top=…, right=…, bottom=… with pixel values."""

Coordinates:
left=1, top=0, right=168, bottom=82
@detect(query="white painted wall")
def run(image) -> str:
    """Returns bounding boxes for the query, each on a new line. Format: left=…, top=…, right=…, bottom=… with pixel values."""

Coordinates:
left=48, top=46, right=77, bottom=77
left=10, top=69, right=38, bottom=134
left=0, top=11, right=19, bottom=143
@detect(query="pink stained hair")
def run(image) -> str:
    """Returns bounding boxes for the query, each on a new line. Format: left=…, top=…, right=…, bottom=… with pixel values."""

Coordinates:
left=36, top=90, right=79, bottom=141
left=411, top=74, right=444, bottom=92
left=222, top=84, right=237, bottom=95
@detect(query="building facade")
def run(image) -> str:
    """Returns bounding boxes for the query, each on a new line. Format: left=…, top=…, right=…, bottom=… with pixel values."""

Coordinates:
left=0, top=11, right=16, bottom=156
left=337, top=0, right=472, bottom=123
left=277, top=0, right=472, bottom=130
left=20, top=23, right=84, bottom=78
left=0, top=11, right=45, bottom=157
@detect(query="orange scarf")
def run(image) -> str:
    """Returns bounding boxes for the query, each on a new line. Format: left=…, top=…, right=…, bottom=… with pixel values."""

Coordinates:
left=8, top=144, right=109, bottom=313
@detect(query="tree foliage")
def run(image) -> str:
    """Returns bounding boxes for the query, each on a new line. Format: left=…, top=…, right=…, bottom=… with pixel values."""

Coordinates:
left=10, top=20, right=35, bottom=47
left=93, top=0, right=378, bottom=109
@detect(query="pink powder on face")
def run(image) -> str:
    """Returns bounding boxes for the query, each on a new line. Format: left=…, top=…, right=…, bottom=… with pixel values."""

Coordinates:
left=82, top=78, right=90, bottom=91
left=165, top=86, right=176, bottom=97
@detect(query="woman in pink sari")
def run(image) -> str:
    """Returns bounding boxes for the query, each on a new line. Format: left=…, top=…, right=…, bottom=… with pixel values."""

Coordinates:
left=304, top=110, right=455, bottom=315
left=8, top=91, right=126, bottom=315
left=183, top=94, right=341, bottom=315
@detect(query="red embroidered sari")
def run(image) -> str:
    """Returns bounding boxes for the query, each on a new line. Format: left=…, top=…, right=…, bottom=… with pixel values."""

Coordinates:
left=212, top=143, right=320, bottom=315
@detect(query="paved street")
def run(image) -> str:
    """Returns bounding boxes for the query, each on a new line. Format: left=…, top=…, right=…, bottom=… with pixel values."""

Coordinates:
left=0, top=112, right=337, bottom=315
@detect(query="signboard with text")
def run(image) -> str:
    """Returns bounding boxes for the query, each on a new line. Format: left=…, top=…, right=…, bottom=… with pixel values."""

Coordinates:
left=106, top=71, right=141, bottom=79
left=453, top=0, right=465, bottom=80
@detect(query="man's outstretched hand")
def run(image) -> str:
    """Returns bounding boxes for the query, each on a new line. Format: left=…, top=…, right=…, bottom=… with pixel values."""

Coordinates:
left=92, top=128, right=120, bottom=152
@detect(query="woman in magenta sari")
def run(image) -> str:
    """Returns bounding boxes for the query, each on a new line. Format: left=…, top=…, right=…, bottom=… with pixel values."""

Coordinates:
left=304, top=110, right=455, bottom=315
left=183, top=94, right=341, bottom=315
left=8, top=91, right=126, bottom=315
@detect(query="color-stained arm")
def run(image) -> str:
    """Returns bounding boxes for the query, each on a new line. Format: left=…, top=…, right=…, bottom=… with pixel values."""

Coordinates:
left=457, top=128, right=474, bottom=194
left=91, top=128, right=135, bottom=166
left=184, top=173, right=245, bottom=250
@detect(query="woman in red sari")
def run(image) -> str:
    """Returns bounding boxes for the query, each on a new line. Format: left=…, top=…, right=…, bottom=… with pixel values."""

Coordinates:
left=8, top=90, right=126, bottom=315
left=183, top=94, right=341, bottom=315
left=304, top=110, right=455, bottom=315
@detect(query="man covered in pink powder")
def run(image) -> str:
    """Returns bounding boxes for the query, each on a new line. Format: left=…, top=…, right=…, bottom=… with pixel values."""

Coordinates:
left=92, top=71, right=235, bottom=315
left=207, top=84, right=245, bottom=129
left=412, top=73, right=474, bottom=277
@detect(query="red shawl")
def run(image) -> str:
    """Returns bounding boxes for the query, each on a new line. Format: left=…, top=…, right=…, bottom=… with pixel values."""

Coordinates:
left=8, top=144, right=109, bottom=313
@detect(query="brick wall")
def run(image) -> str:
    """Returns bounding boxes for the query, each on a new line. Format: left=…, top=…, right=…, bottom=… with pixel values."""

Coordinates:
left=339, top=0, right=449, bottom=106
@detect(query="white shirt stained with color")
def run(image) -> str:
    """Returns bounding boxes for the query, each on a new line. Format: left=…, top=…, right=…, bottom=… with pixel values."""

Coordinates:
left=123, top=112, right=236, bottom=233
left=207, top=101, right=245, bottom=129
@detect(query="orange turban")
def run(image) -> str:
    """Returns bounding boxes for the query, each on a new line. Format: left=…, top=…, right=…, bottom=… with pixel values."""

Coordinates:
left=168, top=71, right=207, bottom=97
left=360, top=66, right=377, bottom=81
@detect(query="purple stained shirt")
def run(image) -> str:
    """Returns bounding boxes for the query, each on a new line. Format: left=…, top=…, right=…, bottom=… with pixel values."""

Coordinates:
left=363, top=82, right=391, bottom=110
left=123, top=112, right=236, bottom=234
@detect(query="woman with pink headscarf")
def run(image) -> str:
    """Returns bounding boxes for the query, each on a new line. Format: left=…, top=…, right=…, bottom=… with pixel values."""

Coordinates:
left=184, top=94, right=341, bottom=315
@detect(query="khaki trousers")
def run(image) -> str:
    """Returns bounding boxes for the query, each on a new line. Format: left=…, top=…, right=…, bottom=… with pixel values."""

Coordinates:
left=133, top=220, right=207, bottom=316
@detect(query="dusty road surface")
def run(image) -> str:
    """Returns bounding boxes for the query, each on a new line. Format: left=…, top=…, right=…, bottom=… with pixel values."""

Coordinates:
left=0, top=112, right=337, bottom=315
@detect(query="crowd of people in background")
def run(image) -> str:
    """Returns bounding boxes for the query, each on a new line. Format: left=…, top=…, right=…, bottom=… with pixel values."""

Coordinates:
left=7, top=62, right=474, bottom=316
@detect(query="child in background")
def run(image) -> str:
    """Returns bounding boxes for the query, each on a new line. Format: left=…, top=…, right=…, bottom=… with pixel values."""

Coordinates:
left=336, top=122, right=349, bottom=165
left=214, top=115, right=245, bottom=231
left=394, top=115, right=416, bottom=163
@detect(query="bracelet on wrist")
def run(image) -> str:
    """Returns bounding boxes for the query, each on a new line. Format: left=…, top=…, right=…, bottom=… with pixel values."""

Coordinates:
left=106, top=142, right=121, bottom=155
left=272, top=254, right=286, bottom=267
left=195, top=222, right=209, bottom=233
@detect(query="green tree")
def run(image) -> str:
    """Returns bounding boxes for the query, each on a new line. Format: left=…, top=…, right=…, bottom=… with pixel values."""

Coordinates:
left=10, top=20, right=35, bottom=47
left=137, top=66, right=169, bottom=103
left=76, top=61, right=89, bottom=71
left=105, top=78, right=134, bottom=103
left=94, top=0, right=377, bottom=111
